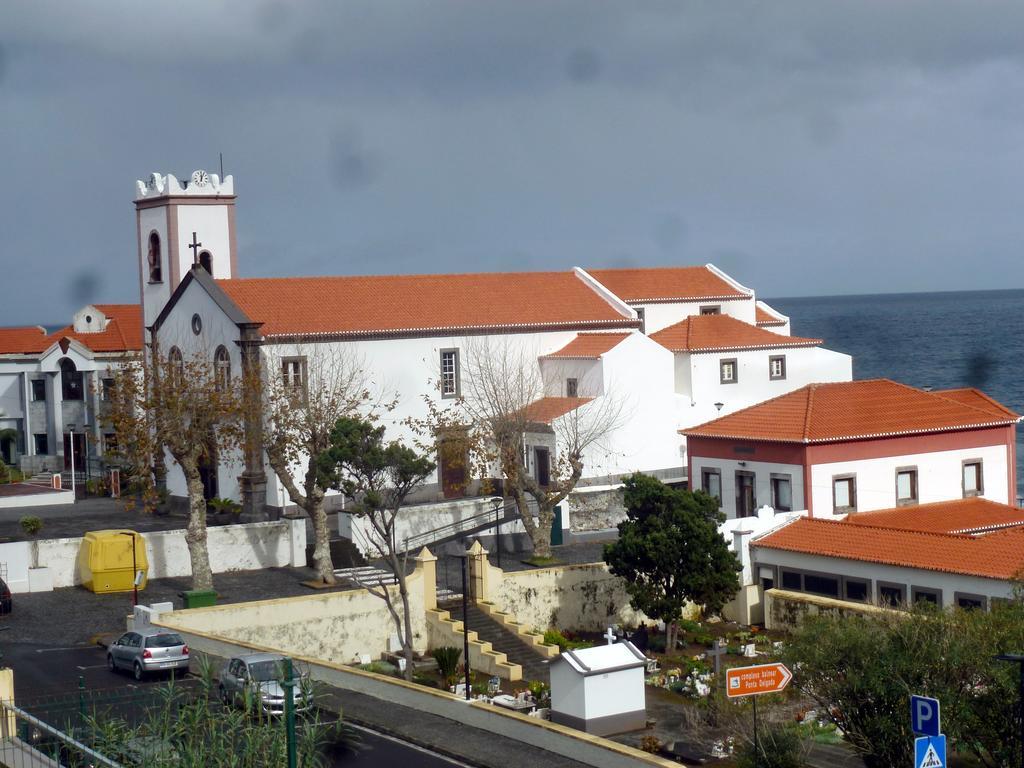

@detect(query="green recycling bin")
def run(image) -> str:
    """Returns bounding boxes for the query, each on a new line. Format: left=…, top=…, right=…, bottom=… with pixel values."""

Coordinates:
left=180, top=589, right=217, bottom=609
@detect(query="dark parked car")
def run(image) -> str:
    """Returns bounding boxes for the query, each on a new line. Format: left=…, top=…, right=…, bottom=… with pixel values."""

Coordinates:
left=0, top=577, right=12, bottom=615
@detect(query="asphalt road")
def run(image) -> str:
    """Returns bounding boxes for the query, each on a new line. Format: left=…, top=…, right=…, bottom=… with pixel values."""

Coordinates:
left=3, top=641, right=465, bottom=767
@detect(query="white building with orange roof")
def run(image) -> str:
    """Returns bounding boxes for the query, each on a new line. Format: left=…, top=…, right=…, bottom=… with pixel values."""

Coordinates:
left=0, top=304, right=142, bottom=478
left=128, top=170, right=853, bottom=524
left=683, top=379, right=1020, bottom=520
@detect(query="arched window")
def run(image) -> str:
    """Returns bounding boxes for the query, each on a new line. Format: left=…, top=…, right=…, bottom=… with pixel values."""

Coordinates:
left=214, top=346, right=231, bottom=390
left=60, top=358, right=83, bottom=401
left=167, top=346, right=184, bottom=383
left=148, top=232, right=162, bottom=283
left=199, top=251, right=213, bottom=274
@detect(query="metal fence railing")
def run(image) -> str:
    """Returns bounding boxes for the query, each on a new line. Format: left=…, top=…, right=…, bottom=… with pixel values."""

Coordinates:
left=0, top=700, right=122, bottom=768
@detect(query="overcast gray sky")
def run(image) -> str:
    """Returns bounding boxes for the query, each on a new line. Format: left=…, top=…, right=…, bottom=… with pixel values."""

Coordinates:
left=2, top=1, right=1024, bottom=326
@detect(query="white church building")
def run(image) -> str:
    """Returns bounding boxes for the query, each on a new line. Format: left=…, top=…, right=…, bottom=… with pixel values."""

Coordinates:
left=126, top=169, right=852, bottom=517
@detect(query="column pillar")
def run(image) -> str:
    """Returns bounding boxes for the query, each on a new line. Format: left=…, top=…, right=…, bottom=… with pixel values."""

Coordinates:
left=237, top=324, right=267, bottom=518
left=414, top=547, right=438, bottom=611
left=465, top=540, right=491, bottom=603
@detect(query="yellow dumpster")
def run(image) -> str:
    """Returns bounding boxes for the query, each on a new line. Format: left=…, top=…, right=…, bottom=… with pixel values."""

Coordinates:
left=78, top=530, right=149, bottom=594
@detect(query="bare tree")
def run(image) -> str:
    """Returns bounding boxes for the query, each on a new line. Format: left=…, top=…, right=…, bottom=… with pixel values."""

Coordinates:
left=260, top=347, right=390, bottom=584
left=415, top=336, right=625, bottom=559
left=318, top=416, right=435, bottom=680
left=105, top=349, right=246, bottom=590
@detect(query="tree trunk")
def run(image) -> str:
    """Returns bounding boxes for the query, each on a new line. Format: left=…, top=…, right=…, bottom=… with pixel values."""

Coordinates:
left=182, top=461, right=214, bottom=591
left=398, top=570, right=416, bottom=681
left=308, top=489, right=336, bottom=585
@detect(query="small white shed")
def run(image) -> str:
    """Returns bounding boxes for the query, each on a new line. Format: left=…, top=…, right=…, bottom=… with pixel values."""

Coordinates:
left=549, top=641, right=647, bottom=736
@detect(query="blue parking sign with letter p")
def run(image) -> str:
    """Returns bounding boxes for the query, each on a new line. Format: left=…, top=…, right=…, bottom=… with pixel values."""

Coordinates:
left=911, top=695, right=941, bottom=737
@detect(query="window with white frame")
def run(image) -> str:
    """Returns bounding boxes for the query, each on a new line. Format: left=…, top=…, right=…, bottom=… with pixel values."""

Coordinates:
left=769, top=355, right=786, bottom=381
left=720, top=358, right=738, bottom=384
left=214, top=346, right=231, bottom=391
left=281, top=356, right=307, bottom=397
left=963, top=460, right=983, bottom=497
left=833, top=474, right=856, bottom=511
left=566, top=378, right=578, bottom=397
left=700, top=305, right=721, bottom=315
left=896, top=467, right=918, bottom=505
left=440, top=349, right=460, bottom=398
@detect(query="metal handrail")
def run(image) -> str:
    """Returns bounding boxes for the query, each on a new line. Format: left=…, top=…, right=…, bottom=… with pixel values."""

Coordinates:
left=1, top=701, right=123, bottom=767
left=402, top=498, right=521, bottom=554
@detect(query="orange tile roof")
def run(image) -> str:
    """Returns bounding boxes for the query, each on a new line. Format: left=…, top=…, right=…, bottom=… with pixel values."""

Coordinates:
left=0, top=326, right=49, bottom=355
left=682, top=379, right=1020, bottom=443
left=933, top=388, right=1020, bottom=420
left=845, top=498, right=1024, bottom=535
left=541, top=333, right=632, bottom=359
left=752, top=516, right=1024, bottom=581
left=48, top=304, right=143, bottom=353
left=650, top=314, right=821, bottom=353
left=217, top=272, right=634, bottom=338
left=586, top=266, right=749, bottom=303
left=523, top=397, right=593, bottom=424
left=755, top=306, right=787, bottom=326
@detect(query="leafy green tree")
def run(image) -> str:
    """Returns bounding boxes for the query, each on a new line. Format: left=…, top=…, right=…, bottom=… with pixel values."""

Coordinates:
left=783, top=602, right=1024, bottom=768
left=318, top=416, right=435, bottom=680
left=603, top=473, right=740, bottom=649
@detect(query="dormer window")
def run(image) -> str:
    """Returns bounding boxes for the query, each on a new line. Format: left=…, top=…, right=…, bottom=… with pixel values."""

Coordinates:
left=148, top=232, right=162, bottom=283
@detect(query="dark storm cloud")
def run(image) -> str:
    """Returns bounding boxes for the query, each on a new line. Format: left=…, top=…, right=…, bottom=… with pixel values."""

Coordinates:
left=1, top=1, right=1024, bottom=326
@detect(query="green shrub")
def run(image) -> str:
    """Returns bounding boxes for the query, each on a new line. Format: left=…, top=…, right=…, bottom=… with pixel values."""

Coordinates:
left=527, top=680, right=550, bottom=705
left=543, top=628, right=590, bottom=651
left=693, top=633, right=715, bottom=646
left=19, top=516, right=42, bottom=536
left=358, top=660, right=398, bottom=676
left=734, top=723, right=808, bottom=768
left=431, top=646, right=462, bottom=683
left=208, top=497, right=242, bottom=516
left=678, top=619, right=702, bottom=634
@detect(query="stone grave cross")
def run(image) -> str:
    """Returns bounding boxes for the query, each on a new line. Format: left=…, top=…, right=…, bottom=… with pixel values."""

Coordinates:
left=603, top=627, right=616, bottom=645
left=707, top=638, right=727, bottom=676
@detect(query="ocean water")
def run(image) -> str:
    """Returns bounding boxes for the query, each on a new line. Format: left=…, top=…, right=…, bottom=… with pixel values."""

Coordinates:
left=769, top=289, right=1024, bottom=493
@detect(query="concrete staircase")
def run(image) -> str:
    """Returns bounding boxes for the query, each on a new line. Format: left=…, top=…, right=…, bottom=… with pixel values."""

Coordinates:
left=442, top=601, right=553, bottom=683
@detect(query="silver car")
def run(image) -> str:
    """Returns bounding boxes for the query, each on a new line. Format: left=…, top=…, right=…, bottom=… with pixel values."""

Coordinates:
left=107, top=628, right=190, bottom=680
left=219, top=653, right=313, bottom=715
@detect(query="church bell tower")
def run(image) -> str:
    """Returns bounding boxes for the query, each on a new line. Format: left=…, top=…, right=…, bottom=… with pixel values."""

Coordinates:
left=134, top=170, right=237, bottom=327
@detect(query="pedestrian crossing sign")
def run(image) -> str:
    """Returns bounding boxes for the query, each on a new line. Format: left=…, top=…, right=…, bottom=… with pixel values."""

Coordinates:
left=915, top=735, right=946, bottom=768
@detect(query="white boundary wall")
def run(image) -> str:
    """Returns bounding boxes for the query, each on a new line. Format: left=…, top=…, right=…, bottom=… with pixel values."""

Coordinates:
left=0, top=519, right=305, bottom=594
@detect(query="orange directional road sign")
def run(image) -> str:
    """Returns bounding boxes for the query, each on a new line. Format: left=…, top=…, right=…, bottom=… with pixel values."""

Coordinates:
left=725, top=662, right=793, bottom=699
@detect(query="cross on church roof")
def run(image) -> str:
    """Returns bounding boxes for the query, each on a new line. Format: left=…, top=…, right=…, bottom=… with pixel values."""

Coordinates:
left=188, top=232, right=202, bottom=265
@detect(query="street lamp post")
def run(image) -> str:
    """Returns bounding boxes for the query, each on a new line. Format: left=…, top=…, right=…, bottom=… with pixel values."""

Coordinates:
left=120, top=531, right=139, bottom=607
left=458, top=553, right=471, bottom=701
left=67, top=424, right=76, bottom=498
left=491, top=497, right=503, bottom=568
left=996, top=653, right=1024, bottom=768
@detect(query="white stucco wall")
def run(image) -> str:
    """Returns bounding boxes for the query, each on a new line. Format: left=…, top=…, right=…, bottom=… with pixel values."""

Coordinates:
left=636, top=298, right=755, bottom=335
left=583, top=667, right=646, bottom=719
left=0, top=519, right=304, bottom=593
left=809, top=443, right=1009, bottom=514
left=683, top=346, right=852, bottom=425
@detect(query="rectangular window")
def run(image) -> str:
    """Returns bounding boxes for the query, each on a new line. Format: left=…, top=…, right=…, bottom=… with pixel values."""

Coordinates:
left=912, top=586, right=942, bottom=607
left=534, top=447, right=551, bottom=487
left=720, top=358, right=738, bottom=384
left=101, top=378, right=115, bottom=402
left=896, top=467, right=918, bottom=506
left=769, top=355, right=786, bottom=381
left=281, top=357, right=307, bottom=398
left=31, top=379, right=46, bottom=401
left=566, top=378, right=578, bottom=398
left=701, top=468, right=722, bottom=505
left=844, top=578, right=870, bottom=603
left=770, top=474, right=792, bottom=512
left=33, top=434, right=48, bottom=454
left=440, top=349, right=460, bottom=398
left=700, top=305, right=721, bottom=315
left=803, top=573, right=840, bottom=598
left=878, top=583, right=905, bottom=607
left=962, top=460, right=983, bottom=497
left=635, top=307, right=646, bottom=334
left=955, top=592, right=986, bottom=611
left=735, top=470, right=756, bottom=517
left=103, top=433, right=118, bottom=454
left=780, top=570, right=802, bottom=591
left=833, top=475, right=857, bottom=512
